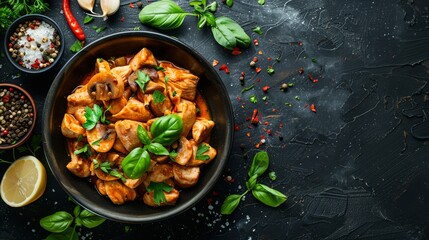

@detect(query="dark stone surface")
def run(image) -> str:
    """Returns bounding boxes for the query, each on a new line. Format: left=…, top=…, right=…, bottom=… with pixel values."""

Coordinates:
left=0, top=0, right=428, bottom=239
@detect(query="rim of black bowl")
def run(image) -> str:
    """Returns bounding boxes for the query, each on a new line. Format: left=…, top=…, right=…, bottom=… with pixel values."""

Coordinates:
left=42, top=31, right=234, bottom=223
left=4, top=14, right=64, bottom=74
left=0, top=83, right=37, bottom=150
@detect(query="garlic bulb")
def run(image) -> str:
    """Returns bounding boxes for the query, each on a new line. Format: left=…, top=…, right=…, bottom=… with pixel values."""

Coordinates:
left=77, top=0, right=97, bottom=14
left=100, top=0, right=120, bottom=20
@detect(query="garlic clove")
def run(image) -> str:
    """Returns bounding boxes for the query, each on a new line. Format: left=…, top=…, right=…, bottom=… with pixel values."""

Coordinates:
left=77, top=0, right=98, bottom=14
left=100, top=0, right=120, bottom=20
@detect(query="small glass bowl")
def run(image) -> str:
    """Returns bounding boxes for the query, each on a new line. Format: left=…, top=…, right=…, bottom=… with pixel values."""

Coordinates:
left=0, top=83, right=37, bottom=150
left=4, top=14, right=64, bottom=74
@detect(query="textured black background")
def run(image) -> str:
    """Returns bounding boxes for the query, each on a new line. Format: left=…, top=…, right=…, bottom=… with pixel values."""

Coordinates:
left=1, top=0, right=429, bottom=239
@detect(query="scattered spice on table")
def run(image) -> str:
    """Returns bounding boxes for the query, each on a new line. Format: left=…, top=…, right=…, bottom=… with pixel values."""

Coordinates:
left=310, top=103, right=316, bottom=112
left=231, top=47, right=242, bottom=55
left=219, top=63, right=230, bottom=74
left=7, top=19, right=61, bottom=69
left=0, top=88, right=34, bottom=145
left=262, top=86, right=270, bottom=92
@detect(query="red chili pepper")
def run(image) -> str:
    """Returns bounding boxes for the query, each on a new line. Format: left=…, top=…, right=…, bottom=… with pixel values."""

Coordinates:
left=129, top=2, right=135, bottom=8
left=219, top=64, right=230, bottom=74
left=231, top=47, right=242, bottom=55
left=251, top=109, right=259, bottom=125
left=262, top=86, right=270, bottom=92
left=310, top=104, right=316, bottom=112
left=63, top=0, right=85, bottom=41
left=255, top=67, right=262, bottom=73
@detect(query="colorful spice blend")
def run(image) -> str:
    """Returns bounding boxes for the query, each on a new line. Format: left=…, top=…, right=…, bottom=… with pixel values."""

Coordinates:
left=8, top=20, right=61, bottom=70
left=0, top=88, right=34, bottom=145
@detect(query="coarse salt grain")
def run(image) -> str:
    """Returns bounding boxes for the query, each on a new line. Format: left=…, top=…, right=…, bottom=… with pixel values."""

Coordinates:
left=17, top=21, right=55, bottom=69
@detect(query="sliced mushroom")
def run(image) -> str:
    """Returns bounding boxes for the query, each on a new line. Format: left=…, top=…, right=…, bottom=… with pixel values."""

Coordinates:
left=114, top=120, right=146, bottom=152
left=104, top=180, right=137, bottom=205
left=143, top=188, right=179, bottom=207
left=61, top=113, right=86, bottom=138
left=192, top=117, right=215, bottom=143
left=129, top=48, right=158, bottom=71
left=128, top=67, right=160, bottom=92
left=66, top=139, right=91, bottom=178
left=172, top=164, right=200, bottom=188
left=175, top=99, right=197, bottom=137
left=143, top=163, right=173, bottom=187
left=173, top=136, right=193, bottom=165
left=87, top=123, right=116, bottom=153
left=87, top=72, right=124, bottom=101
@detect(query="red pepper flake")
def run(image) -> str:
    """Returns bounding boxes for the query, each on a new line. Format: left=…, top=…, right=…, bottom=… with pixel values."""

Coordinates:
left=212, top=191, right=219, bottom=196
left=298, top=41, right=303, bottom=46
left=120, top=16, right=125, bottom=22
left=252, top=57, right=258, bottom=62
left=267, top=129, right=272, bottom=135
left=256, top=77, right=261, bottom=82
left=247, top=125, right=253, bottom=129
left=212, top=59, right=219, bottom=66
left=258, top=50, right=263, bottom=55
left=253, top=39, right=259, bottom=46
left=219, top=63, right=230, bottom=74
left=264, top=121, right=269, bottom=125
left=246, top=132, right=251, bottom=137
left=267, top=57, right=271, bottom=61
left=279, top=122, right=283, bottom=128
left=27, top=36, right=33, bottom=42
left=310, top=103, right=316, bottom=112
left=207, top=198, right=213, bottom=205
left=255, top=67, right=262, bottom=73
left=129, top=2, right=135, bottom=8
left=231, top=47, right=242, bottom=55
left=2, top=129, right=9, bottom=136
left=262, top=86, right=270, bottom=92
left=234, top=123, right=240, bottom=131
left=299, top=67, right=304, bottom=75
left=251, top=109, right=259, bottom=125
left=312, top=78, right=319, bottom=83
left=255, top=142, right=261, bottom=148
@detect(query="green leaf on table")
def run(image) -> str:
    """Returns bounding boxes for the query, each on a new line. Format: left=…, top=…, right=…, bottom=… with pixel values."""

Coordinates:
left=258, top=0, right=265, bottom=5
left=269, top=171, right=277, bottom=181
left=211, top=16, right=250, bottom=50
left=245, top=174, right=258, bottom=190
left=40, top=211, right=74, bottom=233
left=250, top=95, right=258, bottom=103
left=248, top=151, right=269, bottom=178
left=252, top=26, right=263, bottom=35
left=79, top=209, right=106, bottom=228
left=138, top=0, right=193, bottom=30
left=82, top=104, right=103, bottom=130
left=45, top=227, right=78, bottom=240
left=146, top=181, right=174, bottom=205
left=84, top=15, right=93, bottom=24
left=220, top=194, right=241, bottom=214
left=70, top=40, right=82, bottom=53
left=252, top=183, right=287, bottom=207
left=73, top=205, right=81, bottom=218
left=226, top=0, right=233, bottom=7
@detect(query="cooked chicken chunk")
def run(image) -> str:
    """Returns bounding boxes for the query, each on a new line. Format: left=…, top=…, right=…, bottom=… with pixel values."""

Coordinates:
left=104, top=180, right=137, bottom=205
left=186, top=140, right=217, bottom=167
left=172, top=164, right=200, bottom=188
left=160, top=61, right=199, bottom=101
left=112, top=97, right=153, bottom=122
left=129, top=48, right=158, bottom=71
left=66, top=140, right=91, bottom=178
left=67, top=85, right=96, bottom=107
left=192, top=118, right=215, bottom=143
left=66, top=105, right=86, bottom=124
left=173, top=136, right=193, bottom=165
left=143, top=163, right=174, bottom=187
left=176, top=99, right=196, bottom=137
left=143, top=188, right=179, bottom=207
left=114, top=120, right=146, bottom=152
left=86, top=123, right=116, bottom=153
left=61, top=113, right=86, bottom=138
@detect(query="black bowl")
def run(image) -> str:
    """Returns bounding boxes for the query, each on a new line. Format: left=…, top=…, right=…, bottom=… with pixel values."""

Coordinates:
left=4, top=14, right=64, bottom=74
left=42, top=31, right=233, bottom=223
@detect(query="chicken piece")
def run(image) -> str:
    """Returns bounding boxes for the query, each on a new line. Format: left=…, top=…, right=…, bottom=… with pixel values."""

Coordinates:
left=143, top=188, right=179, bottom=207
left=61, top=114, right=86, bottom=138
left=95, top=179, right=107, bottom=196
left=86, top=123, right=116, bottom=153
left=66, top=105, right=86, bottom=124
left=186, top=140, right=217, bottom=167
left=192, top=118, right=215, bottom=144
left=90, top=153, right=122, bottom=181
left=66, top=140, right=91, bottom=178
left=123, top=174, right=146, bottom=189
left=114, top=120, right=146, bottom=152
left=87, top=72, right=124, bottom=101
left=172, top=164, right=200, bottom=188
left=149, top=91, right=173, bottom=117
left=143, top=163, right=174, bottom=187
left=175, top=99, right=197, bottom=137
left=95, top=58, right=111, bottom=73
left=129, top=48, right=158, bottom=71
left=127, top=67, right=160, bottom=92
left=112, top=137, right=129, bottom=154
left=173, top=136, right=193, bottom=165
left=104, top=180, right=137, bottom=205
left=111, top=65, right=132, bottom=85
left=105, top=96, right=127, bottom=115
left=160, top=61, right=199, bottom=101
left=112, top=97, right=153, bottom=122
left=67, top=85, right=96, bottom=107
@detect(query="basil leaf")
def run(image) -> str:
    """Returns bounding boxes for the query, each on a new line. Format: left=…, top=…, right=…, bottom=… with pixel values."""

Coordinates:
left=150, top=114, right=183, bottom=146
left=138, top=0, right=192, bottom=30
left=258, top=0, right=265, bottom=5
left=245, top=174, right=258, bottom=190
left=147, top=143, right=170, bottom=156
left=213, top=16, right=250, bottom=49
left=203, top=11, right=216, bottom=27
left=70, top=40, right=82, bottom=53
left=45, top=227, right=78, bottom=240
left=226, top=0, right=233, bottom=7
left=248, top=151, right=269, bottom=178
left=153, top=90, right=166, bottom=104
left=79, top=209, right=106, bottom=228
left=146, top=181, right=174, bottom=205
left=137, top=125, right=152, bottom=145
left=40, top=211, right=74, bottom=233
left=220, top=194, right=241, bottom=215
left=197, top=15, right=207, bottom=29
left=73, top=205, right=81, bottom=218
left=252, top=183, right=287, bottom=207
left=211, top=23, right=236, bottom=50
left=82, top=105, right=102, bottom=130
left=121, top=148, right=151, bottom=179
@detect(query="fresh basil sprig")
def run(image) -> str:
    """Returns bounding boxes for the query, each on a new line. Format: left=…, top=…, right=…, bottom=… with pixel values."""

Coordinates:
left=146, top=181, right=174, bottom=205
left=138, top=0, right=250, bottom=50
left=220, top=151, right=287, bottom=215
left=82, top=104, right=110, bottom=130
left=40, top=205, right=105, bottom=239
left=121, top=115, right=183, bottom=179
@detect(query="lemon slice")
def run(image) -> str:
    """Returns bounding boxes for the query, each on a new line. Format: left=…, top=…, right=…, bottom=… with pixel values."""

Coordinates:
left=1, top=155, right=47, bottom=207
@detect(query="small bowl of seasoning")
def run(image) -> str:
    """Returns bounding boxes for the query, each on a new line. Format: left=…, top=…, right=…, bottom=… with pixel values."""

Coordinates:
left=0, top=83, right=37, bottom=150
left=4, top=14, right=64, bottom=74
